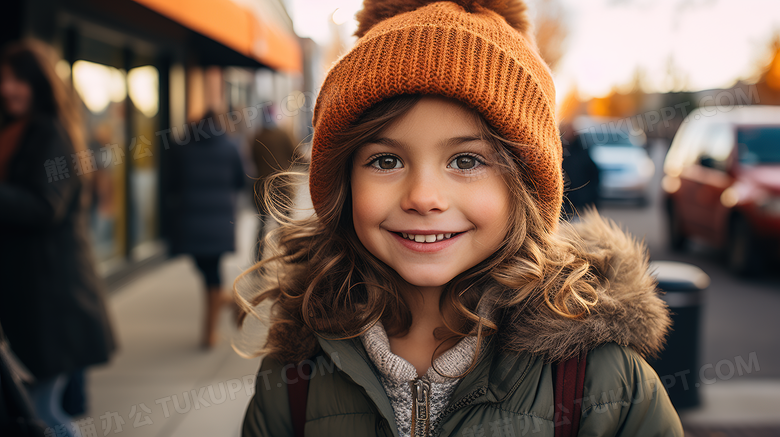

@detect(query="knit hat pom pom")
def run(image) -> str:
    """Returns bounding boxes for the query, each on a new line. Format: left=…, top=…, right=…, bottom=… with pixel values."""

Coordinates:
left=354, top=0, right=532, bottom=38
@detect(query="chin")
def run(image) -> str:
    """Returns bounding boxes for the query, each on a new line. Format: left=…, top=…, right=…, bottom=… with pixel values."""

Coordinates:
left=398, top=270, right=454, bottom=289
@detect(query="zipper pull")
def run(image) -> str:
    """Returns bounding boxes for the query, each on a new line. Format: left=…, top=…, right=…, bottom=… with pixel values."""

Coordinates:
left=411, top=379, right=431, bottom=437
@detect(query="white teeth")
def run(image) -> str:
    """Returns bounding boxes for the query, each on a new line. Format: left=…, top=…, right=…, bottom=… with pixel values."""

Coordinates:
left=401, top=232, right=457, bottom=243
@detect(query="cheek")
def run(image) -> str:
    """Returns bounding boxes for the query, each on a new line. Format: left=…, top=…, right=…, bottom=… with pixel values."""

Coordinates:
left=351, top=190, right=372, bottom=230
left=2, top=81, right=31, bottom=108
left=0, top=84, right=14, bottom=102
left=20, top=86, right=32, bottom=103
left=469, top=182, right=511, bottom=234
left=350, top=175, right=383, bottom=239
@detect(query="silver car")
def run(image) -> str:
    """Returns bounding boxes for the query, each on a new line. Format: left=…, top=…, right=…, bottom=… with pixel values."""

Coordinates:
left=578, top=131, right=655, bottom=205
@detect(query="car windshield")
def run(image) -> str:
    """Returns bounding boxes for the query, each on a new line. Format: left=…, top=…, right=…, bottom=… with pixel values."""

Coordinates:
left=737, top=126, right=780, bottom=164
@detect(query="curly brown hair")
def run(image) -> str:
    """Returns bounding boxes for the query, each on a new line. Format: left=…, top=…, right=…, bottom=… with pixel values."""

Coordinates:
left=235, top=95, right=600, bottom=371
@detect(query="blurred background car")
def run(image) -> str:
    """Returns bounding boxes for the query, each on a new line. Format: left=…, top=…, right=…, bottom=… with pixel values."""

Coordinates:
left=662, top=105, right=780, bottom=275
left=573, top=117, right=655, bottom=206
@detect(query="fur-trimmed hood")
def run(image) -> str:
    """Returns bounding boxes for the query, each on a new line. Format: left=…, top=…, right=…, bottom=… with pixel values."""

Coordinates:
left=500, top=211, right=672, bottom=363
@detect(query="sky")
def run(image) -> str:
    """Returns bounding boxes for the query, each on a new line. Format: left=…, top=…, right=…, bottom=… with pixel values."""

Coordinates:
left=286, top=0, right=780, bottom=102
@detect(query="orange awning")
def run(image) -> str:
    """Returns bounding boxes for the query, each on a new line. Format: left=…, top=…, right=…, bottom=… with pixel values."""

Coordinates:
left=133, top=0, right=302, bottom=73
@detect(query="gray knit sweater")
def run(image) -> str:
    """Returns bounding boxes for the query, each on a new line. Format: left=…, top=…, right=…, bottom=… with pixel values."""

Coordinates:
left=360, top=321, right=478, bottom=437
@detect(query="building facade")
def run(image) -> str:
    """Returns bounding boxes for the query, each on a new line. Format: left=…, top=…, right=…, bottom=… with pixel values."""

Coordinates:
left=2, top=0, right=307, bottom=284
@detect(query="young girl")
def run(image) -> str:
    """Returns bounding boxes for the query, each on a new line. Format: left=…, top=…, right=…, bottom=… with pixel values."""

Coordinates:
left=238, top=1, right=683, bottom=436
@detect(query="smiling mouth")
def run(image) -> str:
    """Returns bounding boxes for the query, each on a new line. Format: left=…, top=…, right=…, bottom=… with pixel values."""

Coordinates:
left=393, top=232, right=463, bottom=243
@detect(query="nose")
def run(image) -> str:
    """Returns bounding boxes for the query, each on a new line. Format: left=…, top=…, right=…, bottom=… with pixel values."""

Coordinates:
left=400, top=170, right=448, bottom=215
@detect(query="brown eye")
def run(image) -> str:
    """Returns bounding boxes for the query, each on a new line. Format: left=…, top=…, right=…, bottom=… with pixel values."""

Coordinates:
left=371, top=155, right=402, bottom=170
left=449, top=155, right=482, bottom=170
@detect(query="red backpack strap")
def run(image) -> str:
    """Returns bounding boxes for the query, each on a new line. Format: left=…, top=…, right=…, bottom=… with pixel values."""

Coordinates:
left=286, top=361, right=311, bottom=437
left=553, top=352, right=587, bottom=437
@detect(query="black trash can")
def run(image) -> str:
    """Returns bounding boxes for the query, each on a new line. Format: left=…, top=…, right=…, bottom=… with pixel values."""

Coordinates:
left=647, top=260, right=710, bottom=410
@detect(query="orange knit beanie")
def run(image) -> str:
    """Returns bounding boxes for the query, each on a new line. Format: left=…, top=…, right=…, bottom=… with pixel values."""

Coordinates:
left=309, top=0, right=562, bottom=229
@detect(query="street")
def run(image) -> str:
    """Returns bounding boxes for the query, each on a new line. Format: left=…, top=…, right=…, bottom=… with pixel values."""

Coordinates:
left=599, top=141, right=780, bottom=430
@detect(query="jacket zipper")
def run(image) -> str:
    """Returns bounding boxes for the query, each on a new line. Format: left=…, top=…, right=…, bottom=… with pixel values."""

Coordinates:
left=411, top=378, right=431, bottom=437
left=432, top=386, right=487, bottom=436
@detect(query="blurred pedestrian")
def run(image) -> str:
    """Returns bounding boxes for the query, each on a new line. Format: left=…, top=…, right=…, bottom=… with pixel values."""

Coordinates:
left=250, top=110, right=297, bottom=260
left=0, top=40, right=116, bottom=436
left=561, top=123, right=601, bottom=220
left=167, top=110, right=246, bottom=349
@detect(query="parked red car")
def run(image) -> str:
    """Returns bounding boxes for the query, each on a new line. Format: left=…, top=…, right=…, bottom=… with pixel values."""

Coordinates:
left=663, top=106, right=780, bottom=275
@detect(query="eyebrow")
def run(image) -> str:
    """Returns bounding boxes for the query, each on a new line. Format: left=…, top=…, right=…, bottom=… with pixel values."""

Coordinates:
left=370, top=135, right=486, bottom=149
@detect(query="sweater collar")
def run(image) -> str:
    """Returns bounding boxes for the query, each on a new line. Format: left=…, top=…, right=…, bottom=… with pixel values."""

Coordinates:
left=359, top=320, right=479, bottom=384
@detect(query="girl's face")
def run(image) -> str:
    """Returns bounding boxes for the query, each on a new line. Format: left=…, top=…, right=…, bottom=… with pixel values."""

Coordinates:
left=0, top=64, right=33, bottom=118
left=351, top=96, right=511, bottom=289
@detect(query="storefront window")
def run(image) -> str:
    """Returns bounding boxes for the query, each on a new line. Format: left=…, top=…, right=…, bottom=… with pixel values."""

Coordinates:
left=73, top=61, right=126, bottom=113
left=128, top=66, right=159, bottom=118
left=72, top=60, right=128, bottom=267
left=128, top=65, right=160, bottom=260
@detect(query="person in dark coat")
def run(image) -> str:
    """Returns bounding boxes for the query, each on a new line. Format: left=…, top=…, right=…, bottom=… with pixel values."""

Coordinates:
left=561, top=125, right=601, bottom=220
left=167, top=112, right=246, bottom=349
left=0, top=40, right=116, bottom=436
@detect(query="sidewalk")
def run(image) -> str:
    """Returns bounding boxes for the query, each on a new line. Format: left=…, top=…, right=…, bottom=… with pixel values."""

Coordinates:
left=680, top=379, right=780, bottom=429
left=85, top=206, right=264, bottom=437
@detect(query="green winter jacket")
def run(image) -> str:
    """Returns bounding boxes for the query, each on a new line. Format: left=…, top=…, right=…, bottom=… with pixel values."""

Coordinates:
left=242, top=214, right=684, bottom=437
